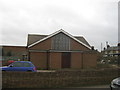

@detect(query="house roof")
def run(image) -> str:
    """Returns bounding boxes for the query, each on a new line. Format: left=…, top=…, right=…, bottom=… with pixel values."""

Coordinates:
left=28, top=29, right=91, bottom=49
left=74, top=36, right=90, bottom=47
left=27, top=34, right=48, bottom=46
left=0, top=45, right=26, bottom=48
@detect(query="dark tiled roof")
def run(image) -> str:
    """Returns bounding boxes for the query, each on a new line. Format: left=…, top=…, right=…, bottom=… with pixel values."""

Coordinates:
left=74, top=36, right=90, bottom=47
left=27, top=34, right=48, bottom=46
left=27, top=34, right=90, bottom=47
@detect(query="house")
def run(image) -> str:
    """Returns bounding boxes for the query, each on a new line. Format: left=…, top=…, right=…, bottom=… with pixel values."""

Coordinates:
left=1, top=45, right=27, bottom=61
left=1, top=45, right=27, bottom=66
left=100, top=43, right=120, bottom=64
left=27, top=29, right=98, bottom=69
left=102, top=44, right=120, bottom=57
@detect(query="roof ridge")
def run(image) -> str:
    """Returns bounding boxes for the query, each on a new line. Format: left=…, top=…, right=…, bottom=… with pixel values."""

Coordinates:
left=74, top=36, right=83, bottom=37
left=28, top=34, right=48, bottom=36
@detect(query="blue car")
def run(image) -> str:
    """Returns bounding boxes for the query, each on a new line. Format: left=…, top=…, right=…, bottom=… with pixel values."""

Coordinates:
left=1, top=61, right=36, bottom=72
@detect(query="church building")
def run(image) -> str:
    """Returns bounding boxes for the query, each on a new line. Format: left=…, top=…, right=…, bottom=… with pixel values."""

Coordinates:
left=27, top=29, right=97, bottom=69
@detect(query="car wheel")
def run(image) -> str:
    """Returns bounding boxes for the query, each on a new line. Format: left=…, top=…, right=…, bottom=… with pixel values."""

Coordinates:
left=27, top=70, right=32, bottom=72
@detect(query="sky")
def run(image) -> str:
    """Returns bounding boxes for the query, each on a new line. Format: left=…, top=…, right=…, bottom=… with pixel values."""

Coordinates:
left=0, top=0, right=119, bottom=51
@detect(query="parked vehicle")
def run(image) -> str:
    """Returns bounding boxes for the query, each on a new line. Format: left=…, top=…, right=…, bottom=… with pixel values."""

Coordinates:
left=110, top=77, right=120, bottom=89
left=7, top=60, right=15, bottom=65
left=1, top=61, right=36, bottom=72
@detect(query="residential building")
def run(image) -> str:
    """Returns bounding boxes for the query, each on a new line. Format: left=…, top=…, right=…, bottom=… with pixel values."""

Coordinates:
left=1, top=45, right=27, bottom=61
left=103, top=44, right=120, bottom=57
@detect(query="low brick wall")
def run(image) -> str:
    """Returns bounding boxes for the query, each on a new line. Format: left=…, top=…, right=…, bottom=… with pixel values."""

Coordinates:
left=2, top=68, right=119, bottom=88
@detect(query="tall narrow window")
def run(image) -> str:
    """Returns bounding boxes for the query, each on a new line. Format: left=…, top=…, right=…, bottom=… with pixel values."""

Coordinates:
left=52, top=33, right=70, bottom=50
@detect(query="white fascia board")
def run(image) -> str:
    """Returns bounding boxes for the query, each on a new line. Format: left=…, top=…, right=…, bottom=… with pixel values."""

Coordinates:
left=28, top=29, right=91, bottom=49
left=61, top=30, right=91, bottom=49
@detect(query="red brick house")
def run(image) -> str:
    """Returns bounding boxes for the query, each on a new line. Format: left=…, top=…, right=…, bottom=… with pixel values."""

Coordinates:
left=27, top=29, right=97, bottom=69
left=1, top=45, right=27, bottom=66
left=1, top=46, right=27, bottom=60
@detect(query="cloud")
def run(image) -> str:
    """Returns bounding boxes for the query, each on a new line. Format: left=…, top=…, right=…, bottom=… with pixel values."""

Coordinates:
left=0, top=0, right=118, bottom=51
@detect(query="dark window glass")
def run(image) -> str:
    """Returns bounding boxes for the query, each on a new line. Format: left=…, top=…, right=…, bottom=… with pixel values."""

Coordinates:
left=12, top=62, right=22, bottom=67
left=23, top=63, right=31, bottom=67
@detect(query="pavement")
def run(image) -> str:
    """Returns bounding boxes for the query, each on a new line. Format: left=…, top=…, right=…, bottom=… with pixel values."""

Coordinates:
left=37, top=70, right=56, bottom=72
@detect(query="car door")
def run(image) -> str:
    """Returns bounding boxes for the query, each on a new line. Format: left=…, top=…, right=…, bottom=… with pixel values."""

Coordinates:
left=22, top=62, right=32, bottom=71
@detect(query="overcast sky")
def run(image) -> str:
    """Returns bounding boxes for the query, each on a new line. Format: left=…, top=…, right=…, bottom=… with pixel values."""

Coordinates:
left=0, top=0, right=119, bottom=51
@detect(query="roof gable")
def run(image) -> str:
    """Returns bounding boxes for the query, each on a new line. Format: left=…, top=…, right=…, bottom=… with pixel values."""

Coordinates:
left=28, top=29, right=91, bottom=49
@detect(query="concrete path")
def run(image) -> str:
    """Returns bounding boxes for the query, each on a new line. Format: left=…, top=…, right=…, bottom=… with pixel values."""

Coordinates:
left=37, top=70, right=56, bottom=72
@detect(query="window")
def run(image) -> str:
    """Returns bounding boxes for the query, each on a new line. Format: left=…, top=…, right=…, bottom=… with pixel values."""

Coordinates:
left=12, top=62, right=22, bottom=67
left=52, top=33, right=70, bottom=50
left=23, top=63, right=31, bottom=67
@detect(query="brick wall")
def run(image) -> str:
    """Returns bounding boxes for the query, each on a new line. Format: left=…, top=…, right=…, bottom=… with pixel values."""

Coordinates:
left=83, top=52, right=97, bottom=69
left=30, top=52, right=47, bottom=69
left=71, top=52, right=82, bottom=68
left=29, top=38, right=51, bottom=50
left=49, top=52, right=61, bottom=69
left=70, top=39, right=90, bottom=51
left=2, top=68, right=119, bottom=88
left=71, top=51, right=97, bottom=69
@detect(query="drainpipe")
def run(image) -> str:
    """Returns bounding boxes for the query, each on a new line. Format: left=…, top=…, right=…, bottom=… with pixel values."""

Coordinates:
left=81, top=52, right=83, bottom=69
left=27, top=46, right=30, bottom=61
left=46, top=50, right=49, bottom=70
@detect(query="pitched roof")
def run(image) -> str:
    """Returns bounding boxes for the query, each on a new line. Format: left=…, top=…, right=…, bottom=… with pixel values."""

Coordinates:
left=28, top=29, right=91, bottom=49
left=27, top=34, right=48, bottom=46
left=74, top=36, right=90, bottom=47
